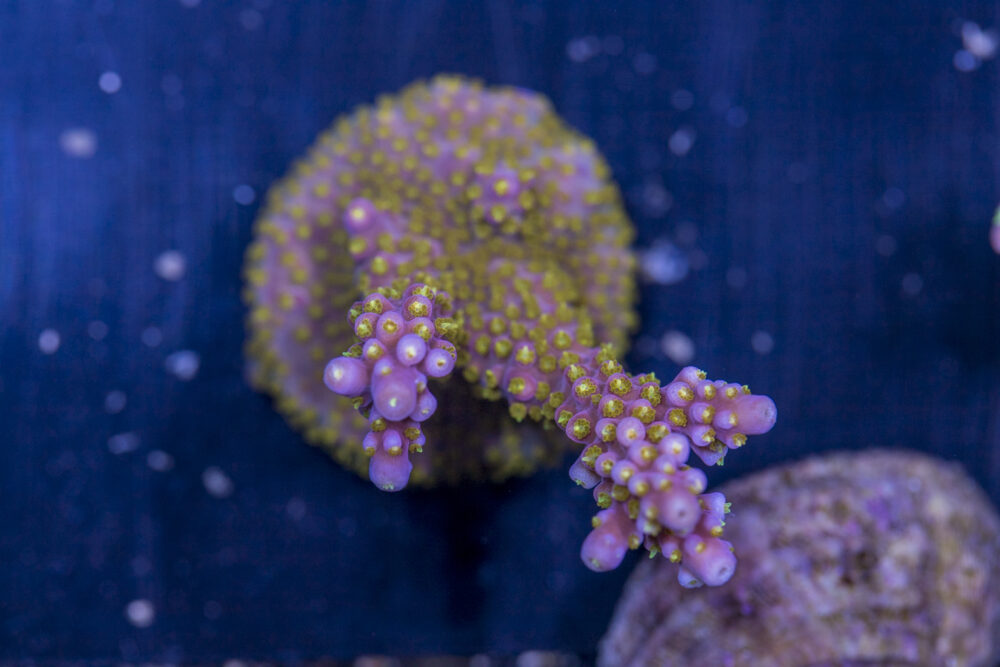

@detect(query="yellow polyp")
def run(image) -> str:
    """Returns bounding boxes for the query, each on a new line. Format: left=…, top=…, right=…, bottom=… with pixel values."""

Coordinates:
left=509, top=402, right=527, bottom=422
left=699, top=405, right=715, bottom=424
left=591, top=515, right=602, bottom=528
left=371, top=418, right=388, bottom=432
left=549, top=392, right=566, bottom=407
left=599, top=359, right=622, bottom=377
left=596, top=493, right=612, bottom=509
left=608, top=376, right=632, bottom=396
left=558, top=351, right=580, bottom=369
left=640, top=446, right=656, bottom=463
left=365, top=345, right=384, bottom=362
left=668, top=549, right=682, bottom=563
left=725, top=386, right=739, bottom=399
left=534, top=382, right=550, bottom=401
left=601, top=398, right=624, bottom=419
left=507, top=377, right=526, bottom=395
left=668, top=408, right=688, bottom=427
left=710, top=526, right=724, bottom=537
left=726, top=412, right=739, bottom=427
left=632, top=405, right=656, bottom=424
left=552, top=330, right=572, bottom=349
left=627, top=499, right=640, bottom=520
left=514, top=345, right=536, bottom=365
left=484, top=369, right=499, bottom=389
left=619, top=467, right=634, bottom=481
left=571, top=417, right=592, bottom=440
left=678, top=386, right=695, bottom=401
left=574, top=378, right=597, bottom=399
left=348, top=237, right=368, bottom=255
left=694, top=540, right=706, bottom=554
left=355, top=319, right=374, bottom=339
left=538, top=355, right=557, bottom=373
left=627, top=534, right=641, bottom=550
left=600, top=423, right=616, bottom=442
left=488, top=317, right=507, bottom=335
left=493, top=338, right=512, bottom=358
left=700, top=428, right=716, bottom=445
left=581, top=445, right=602, bottom=466
left=640, top=384, right=662, bottom=405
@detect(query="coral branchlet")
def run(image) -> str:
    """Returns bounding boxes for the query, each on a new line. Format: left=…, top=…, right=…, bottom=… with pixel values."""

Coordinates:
left=244, top=75, right=776, bottom=585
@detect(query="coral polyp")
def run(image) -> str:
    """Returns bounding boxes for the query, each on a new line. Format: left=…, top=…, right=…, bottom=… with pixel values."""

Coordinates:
left=243, top=75, right=776, bottom=583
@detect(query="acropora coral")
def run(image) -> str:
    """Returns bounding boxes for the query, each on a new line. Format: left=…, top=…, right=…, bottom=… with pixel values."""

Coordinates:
left=243, top=75, right=776, bottom=584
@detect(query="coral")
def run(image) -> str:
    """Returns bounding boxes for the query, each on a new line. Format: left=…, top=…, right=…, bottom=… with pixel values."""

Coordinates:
left=243, top=75, right=776, bottom=578
left=991, top=204, right=1000, bottom=254
left=599, top=450, right=1000, bottom=667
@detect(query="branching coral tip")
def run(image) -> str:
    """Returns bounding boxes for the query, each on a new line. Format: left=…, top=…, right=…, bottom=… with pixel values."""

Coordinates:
left=243, top=75, right=776, bottom=584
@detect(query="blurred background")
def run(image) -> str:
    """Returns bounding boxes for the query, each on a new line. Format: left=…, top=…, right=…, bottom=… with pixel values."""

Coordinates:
left=3, top=0, right=1000, bottom=662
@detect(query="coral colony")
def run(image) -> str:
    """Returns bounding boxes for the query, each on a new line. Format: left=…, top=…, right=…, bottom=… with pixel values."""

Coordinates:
left=243, top=76, right=776, bottom=586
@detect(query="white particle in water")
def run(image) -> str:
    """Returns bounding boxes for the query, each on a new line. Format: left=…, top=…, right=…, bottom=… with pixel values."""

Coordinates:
left=876, top=234, right=898, bottom=257
left=239, top=8, right=263, bottom=30
left=602, top=35, right=624, bottom=56
left=154, top=250, right=186, bottom=281
left=640, top=181, right=673, bottom=217
left=98, top=71, right=122, bottom=94
left=125, top=599, right=155, bottom=628
left=901, top=272, right=923, bottom=296
left=638, top=240, right=689, bottom=285
left=146, top=449, right=175, bottom=472
left=751, top=330, right=775, bottom=355
left=954, top=49, right=980, bottom=72
left=104, top=390, right=127, bottom=414
left=671, top=89, right=694, bottom=111
left=881, top=186, right=905, bottom=210
left=726, top=106, right=748, bottom=128
left=108, top=432, right=140, bottom=455
left=660, top=330, right=696, bottom=365
left=286, top=497, right=307, bottom=521
left=165, top=350, right=200, bottom=381
left=59, top=128, right=97, bottom=158
left=962, top=21, right=998, bottom=60
left=726, top=266, right=748, bottom=289
left=87, top=320, right=109, bottom=341
left=233, top=184, right=256, bottom=205
left=566, top=36, right=600, bottom=62
left=668, top=127, right=696, bottom=156
left=38, top=329, right=61, bottom=354
left=202, top=467, right=234, bottom=498
left=633, top=52, right=658, bottom=75
left=141, top=326, right=163, bottom=348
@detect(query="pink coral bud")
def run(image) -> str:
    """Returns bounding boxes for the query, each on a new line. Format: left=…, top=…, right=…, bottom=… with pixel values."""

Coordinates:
left=678, top=467, right=708, bottom=494
left=354, top=312, right=379, bottom=339
left=368, top=447, right=413, bottom=492
left=682, top=535, right=736, bottom=586
left=732, top=394, right=777, bottom=434
left=699, top=491, right=728, bottom=518
left=610, top=460, right=637, bottom=486
left=422, top=348, right=455, bottom=378
left=687, top=401, right=714, bottom=425
left=656, top=488, right=701, bottom=534
left=403, top=295, right=433, bottom=320
left=663, top=381, right=694, bottom=406
left=343, top=197, right=377, bottom=233
left=581, top=507, right=631, bottom=572
left=406, top=316, right=435, bottom=338
left=323, top=357, right=369, bottom=396
left=381, top=428, right=404, bottom=454
left=375, top=312, right=406, bottom=344
left=658, top=433, right=690, bottom=461
left=713, top=408, right=739, bottom=430
left=569, top=456, right=601, bottom=488
left=395, top=333, right=428, bottom=366
left=412, top=391, right=437, bottom=422
left=362, top=431, right=378, bottom=456
left=676, top=566, right=704, bottom=589
left=676, top=366, right=704, bottom=385
left=615, top=417, right=646, bottom=447
left=372, top=368, right=418, bottom=421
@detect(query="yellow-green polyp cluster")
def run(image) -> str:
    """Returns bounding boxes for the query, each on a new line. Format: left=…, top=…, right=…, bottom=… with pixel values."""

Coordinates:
left=242, top=75, right=638, bottom=486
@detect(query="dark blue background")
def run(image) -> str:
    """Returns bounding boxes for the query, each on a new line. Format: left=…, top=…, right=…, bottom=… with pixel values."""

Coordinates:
left=3, top=0, right=1000, bottom=662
